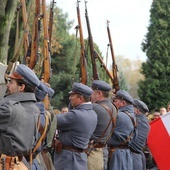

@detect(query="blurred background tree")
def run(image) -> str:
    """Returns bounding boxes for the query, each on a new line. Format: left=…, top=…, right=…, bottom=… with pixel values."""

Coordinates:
left=0, top=0, right=148, bottom=110
left=138, top=0, right=170, bottom=110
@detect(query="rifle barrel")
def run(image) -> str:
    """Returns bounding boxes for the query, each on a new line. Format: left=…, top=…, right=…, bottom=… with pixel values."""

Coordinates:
left=106, top=20, right=119, bottom=91
left=85, top=1, right=99, bottom=80
left=77, top=0, right=88, bottom=84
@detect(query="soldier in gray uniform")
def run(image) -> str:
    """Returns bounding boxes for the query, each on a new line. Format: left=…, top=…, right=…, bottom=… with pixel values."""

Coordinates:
left=129, top=99, right=150, bottom=170
left=32, top=81, right=56, bottom=170
left=0, top=64, right=40, bottom=168
left=88, top=80, right=117, bottom=170
left=54, top=82, right=97, bottom=170
left=108, top=90, right=135, bottom=170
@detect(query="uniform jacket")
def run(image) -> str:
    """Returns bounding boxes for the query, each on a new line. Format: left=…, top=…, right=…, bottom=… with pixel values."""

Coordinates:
left=31, top=102, right=55, bottom=170
left=0, top=92, right=39, bottom=156
left=91, top=99, right=117, bottom=143
left=129, top=113, right=150, bottom=170
left=54, top=102, right=97, bottom=170
left=107, top=104, right=135, bottom=170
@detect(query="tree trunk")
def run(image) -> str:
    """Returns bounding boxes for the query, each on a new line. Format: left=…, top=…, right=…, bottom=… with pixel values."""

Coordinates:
left=0, top=0, right=19, bottom=64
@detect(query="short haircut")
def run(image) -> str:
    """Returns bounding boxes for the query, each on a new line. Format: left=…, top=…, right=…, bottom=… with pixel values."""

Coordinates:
left=77, top=94, right=91, bottom=102
left=16, top=79, right=35, bottom=92
left=100, top=90, right=109, bottom=98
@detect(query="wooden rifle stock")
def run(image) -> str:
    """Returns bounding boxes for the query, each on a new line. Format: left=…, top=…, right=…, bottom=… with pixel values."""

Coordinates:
left=41, top=0, right=51, bottom=83
left=48, top=0, right=56, bottom=45
left=106, top=20, right=119, bottom=92
left=20, top=0, right=30, bottom=60
left=4, top=0, right=32, bottom=81
left=95, top=50, right=114, bottom=82
left=29, top=0, right=41, bottom=69
left=84, top=1, right=99, bottom=80
left=77, top=0, right=87, bottom=85
left=41, top=0, right=52, bottom=110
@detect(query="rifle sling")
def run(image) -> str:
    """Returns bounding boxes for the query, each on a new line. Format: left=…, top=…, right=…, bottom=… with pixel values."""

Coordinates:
left=119, top=111, right=137, bottom=145
left=94, top=103, right=117, bottom=145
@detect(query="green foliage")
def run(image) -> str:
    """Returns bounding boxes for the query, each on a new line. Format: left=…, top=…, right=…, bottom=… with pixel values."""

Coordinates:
left=50, top=7, right=76, bottom=110
left=118, top=71, right=128, bottom=91
left=138, top=0, right=170, bottom=110
left=50, top=6, right=110, bottom=109
left=1, top=2, right=143, bottom=110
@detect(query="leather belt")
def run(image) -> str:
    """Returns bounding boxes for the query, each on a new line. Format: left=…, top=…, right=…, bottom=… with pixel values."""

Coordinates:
left=110, top=145, right=129, bottom=149
left=93, top=143, right=106, bottom=148
left=0, top=155, right=23, bottom=170
left=62, top=145, right=84, bottom=153
left=0, top=155, right=23, bottom=162
left=130, top=147, right=141, bottom=154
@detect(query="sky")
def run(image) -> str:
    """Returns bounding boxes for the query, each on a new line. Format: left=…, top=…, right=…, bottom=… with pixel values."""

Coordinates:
left=47, top=0, right=153, bottom=62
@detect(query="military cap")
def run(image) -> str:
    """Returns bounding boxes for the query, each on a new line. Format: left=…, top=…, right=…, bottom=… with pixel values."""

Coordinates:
left=48, top=87, right=55, bottom=99
left=8, top=64, right=40, bottom=87
left=114, top=90, right=133, bottom=104
left=69, top=82, right=93, bottom=97
left=35, top=82, right=48, bottom=101
left=133, top=99, right=149, bottom=113
left=92, top=80, right=111, bottom=91
left=35, top=82, right=55, bottom=101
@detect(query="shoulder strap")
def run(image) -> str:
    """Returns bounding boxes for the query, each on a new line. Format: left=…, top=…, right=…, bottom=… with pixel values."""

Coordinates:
left=124, top=111, right=137, bottom=128
left=33, top=113, right=49, bottom=152
left=120, top=111, right=137, bottom=145
left=30, top=111, right=50, bottom=165
left=96, top=103, right=118, bottom=144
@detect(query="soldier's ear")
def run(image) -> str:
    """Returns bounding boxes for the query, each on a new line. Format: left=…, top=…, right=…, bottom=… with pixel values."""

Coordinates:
left=19, top=84, right=25, bottom=92
left=122, top=100, right=127, bottom=106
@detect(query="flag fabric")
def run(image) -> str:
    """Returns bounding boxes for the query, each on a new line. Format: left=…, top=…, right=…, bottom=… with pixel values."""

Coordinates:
left=147, top=112, right=170, bottom=170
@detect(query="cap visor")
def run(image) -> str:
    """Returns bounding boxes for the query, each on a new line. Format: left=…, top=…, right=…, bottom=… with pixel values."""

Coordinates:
left=8, top=74, right=21, bottom=80
left=68, top=90, right=75, bottom=94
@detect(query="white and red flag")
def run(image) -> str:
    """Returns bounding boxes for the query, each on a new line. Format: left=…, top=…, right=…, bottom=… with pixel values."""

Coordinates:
left=147, top=112, right=170, bottom=170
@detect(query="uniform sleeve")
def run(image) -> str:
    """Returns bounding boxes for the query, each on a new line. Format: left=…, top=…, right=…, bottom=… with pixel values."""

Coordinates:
left=0, top=103, right=11, bottom=130
left=57, top=111, right=76, bottom=130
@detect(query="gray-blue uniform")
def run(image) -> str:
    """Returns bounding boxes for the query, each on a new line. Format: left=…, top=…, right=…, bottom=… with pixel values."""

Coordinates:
left=91, top=80, right=117, bottom=143
left=54, top=83, right=97, bottom=170
left=108, top=90, right=135, bottom=170
left=0, top=64, right=40, bottom=156
left=129, top=99, right=150, bottom=170
left=90, top=80, right=117, bottom=170
left=32, top=81, right=55, bottom=170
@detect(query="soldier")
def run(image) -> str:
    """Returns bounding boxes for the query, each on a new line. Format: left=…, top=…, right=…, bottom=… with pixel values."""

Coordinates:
left=129, top=99, right=150, bottom=170
left=88, top=80, right=117, bottom=170
left=31, top=81, right=56, bottom=170
left=53, top=82, right=97, bottom=170
left=0, top=64, right=40, bottom=169
left=108, top=90, right=135, bottom=170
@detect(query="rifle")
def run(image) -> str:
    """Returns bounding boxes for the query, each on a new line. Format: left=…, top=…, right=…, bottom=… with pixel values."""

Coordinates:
left=41, top=0, right=52, bottom=110
left=29, top=0, right=41, bottom=69
left=106, top=20, right=119, bottom=92
left=41, top=0, right=51, bottom=83
left=84, top=1, right=99, bottom=80
left=48, top=0, right=56, bottom=45
left=20, top=0, right=30, bottom=62
left=77, top=0, right=88, bottom=85
left=4, top=1, right=32, bottom=81
left=95, top=50, right=114, bottom=83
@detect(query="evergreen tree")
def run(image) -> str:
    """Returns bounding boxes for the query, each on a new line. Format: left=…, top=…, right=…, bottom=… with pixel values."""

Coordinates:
left=50, top=7, right=76, bottom=109
left=138, top=0, right=170, bottom=110
left=50, top=7, right=109, bottom=109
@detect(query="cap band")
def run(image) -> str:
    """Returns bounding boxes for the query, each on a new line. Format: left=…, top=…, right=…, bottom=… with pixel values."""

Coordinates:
left=8, top=72, right=24, bottom=80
